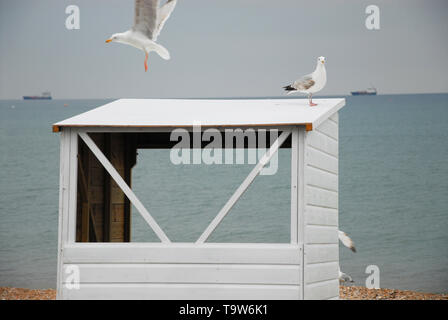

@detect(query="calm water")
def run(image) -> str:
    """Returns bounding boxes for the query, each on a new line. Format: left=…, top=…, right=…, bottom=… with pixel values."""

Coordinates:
left=0, top=94, right=447, bottom=293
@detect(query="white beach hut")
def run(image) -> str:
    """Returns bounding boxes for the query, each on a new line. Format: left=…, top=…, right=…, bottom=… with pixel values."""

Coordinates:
left=53, top=98, right=345, bottom=300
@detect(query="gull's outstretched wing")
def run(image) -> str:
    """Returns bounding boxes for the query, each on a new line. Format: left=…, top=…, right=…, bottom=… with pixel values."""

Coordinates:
left=133, top=0, right=160, bottom=40
left=338, top=230, right=356, bottom=253
left=153, top=0, right=177, bottom=41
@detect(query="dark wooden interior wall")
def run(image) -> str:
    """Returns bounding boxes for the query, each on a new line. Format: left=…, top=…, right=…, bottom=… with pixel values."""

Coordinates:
left=76, top=133, right=136, bottom=242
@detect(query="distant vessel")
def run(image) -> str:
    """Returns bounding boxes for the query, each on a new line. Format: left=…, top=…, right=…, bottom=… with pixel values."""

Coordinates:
left=351, top=87, right=377, bottom=96
left=23, top=91, right=52, bottom=100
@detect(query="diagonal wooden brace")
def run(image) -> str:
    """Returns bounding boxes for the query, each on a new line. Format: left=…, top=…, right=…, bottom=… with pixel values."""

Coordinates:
left=196, top=130, right=291, bottom=244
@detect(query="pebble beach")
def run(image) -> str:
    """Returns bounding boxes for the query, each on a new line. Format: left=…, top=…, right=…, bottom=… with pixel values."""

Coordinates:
left=1, top=286, right=447, bottom=300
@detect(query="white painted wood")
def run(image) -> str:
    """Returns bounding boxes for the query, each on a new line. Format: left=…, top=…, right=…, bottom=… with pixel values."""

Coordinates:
left=61, top=243, right=303, bottom=299
left=306, top=165, right=338, bottom=192
left=329, top=112, right=339, bottom=124
left=61, top=283, right=300, bottom=300
left=306, top=147, right=338, bottom=175
left=303, top=116, right=340, bottom=299
left=304, top=279, right=339, bottom=300
left=305, top=225, right=338, bottom=245
left=305, top=244, right=339, bottom=264
left=305, top=205, right=338, bottom=227
left=64, top=264, right=300, bottom=285
left=306, top=130, right=338, bottom=157
left=67, top=130, right=78, bottom=243
left=316, top=118, right=338, bottom=141
left=68, top=125, right=297, bottom=133
left=297, top=129, right=305, bottom=246
left=56, top=130, right=70, bottom=299
left=297, top=128, right=306, bottom=300
left=304, top=261, right=339, bottom=284
left=63, top=244, right=302, bottom=265
left=54, top=98, right=345, bottom=130
left=305, top=186, right=338, bottom=209
left=196, top=130, right=291, bottom=243
left=290, top=128, right=299, bottom=244
left=78, top=132, right=170, bottom=243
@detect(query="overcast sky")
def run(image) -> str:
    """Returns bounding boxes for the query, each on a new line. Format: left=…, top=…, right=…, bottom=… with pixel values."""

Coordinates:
left=1, top=0, right=447, bottom=99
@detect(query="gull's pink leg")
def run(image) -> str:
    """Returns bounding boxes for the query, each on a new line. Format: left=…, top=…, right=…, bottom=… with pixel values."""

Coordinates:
left=309, top=94, right=317, bottom=106
left=144, top=52, right=148, bottom=72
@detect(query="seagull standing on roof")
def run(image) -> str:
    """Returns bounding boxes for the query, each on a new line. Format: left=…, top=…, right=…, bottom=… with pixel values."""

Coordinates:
left=283, top=56, right=327, bottom=106
left=105, top=0, right=178, bottom=72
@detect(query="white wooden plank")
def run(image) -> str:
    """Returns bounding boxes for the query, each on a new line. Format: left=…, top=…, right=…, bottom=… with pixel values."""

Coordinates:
left=304, top=244, right=338, bottom=264
left=304, top=262, right=339, bottom=284
left=329, top=112, right=339, bottom=124
left=305, top=205, right=338, bottom=227
left=78, top=132, right=170, bottom=243
left=61, top=283, right=300, bottom=300
left=67, top=130, right=78, bottom=243
left=56, top=130, right=70, bottom=299
left=298, top=129, right=306, bottom=300
left=59, top=125, right=297, bottom=133
left=306, top=147, right=338, bottom=175
left=305, top=225, right=338, bottom=245
left=311, top=102, right=344, bottom=129
left=305, top=186, right=338, bottom=209
left=316, top=118, right=338, bottom=141
left=306, top=130, right=338, bottom=157
left=62, top=244, right=302, bottom=265
left=290, top=128, right=299, bottom=244
left=196, top=130, right=291, bottom=243
left=54, top=98, right=345, bottom=129
left=306, top=165, right=338, bottom=192
left=304, top=279, right=339, bottom=300
left=63, top=264, right=300, bottom=285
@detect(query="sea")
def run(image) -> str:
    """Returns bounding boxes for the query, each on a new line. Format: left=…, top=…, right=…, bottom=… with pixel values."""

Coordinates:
left=0, top=94, right=447, bottom=294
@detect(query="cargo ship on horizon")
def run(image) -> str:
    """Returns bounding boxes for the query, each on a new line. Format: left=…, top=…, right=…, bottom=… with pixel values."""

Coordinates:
left=23, top=91, right=52, bottom=100
left=351, top=87, right=377, bottom=96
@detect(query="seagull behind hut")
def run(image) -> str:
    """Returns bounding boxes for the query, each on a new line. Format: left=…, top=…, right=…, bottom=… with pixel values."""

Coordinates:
left=338, top=229, right=356, bottom=283
left=105, top=0, right=178, bottom=72
left=283, top=56, right=327, bottom=106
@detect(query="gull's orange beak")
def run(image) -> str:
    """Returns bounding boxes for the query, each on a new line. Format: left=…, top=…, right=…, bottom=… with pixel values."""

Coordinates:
left=105, top=39, right=112, bottom=43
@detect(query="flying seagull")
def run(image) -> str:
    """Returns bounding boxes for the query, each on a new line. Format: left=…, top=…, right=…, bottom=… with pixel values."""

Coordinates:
left=338, top=229, right=356, bottom=283
left=283, top=56, right=327, bottom=106
left=105, top=0, right=178, bottom=72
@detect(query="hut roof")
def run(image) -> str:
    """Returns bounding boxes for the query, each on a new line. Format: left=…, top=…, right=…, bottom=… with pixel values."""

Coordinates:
left=53, top=98, right=345, bottom=132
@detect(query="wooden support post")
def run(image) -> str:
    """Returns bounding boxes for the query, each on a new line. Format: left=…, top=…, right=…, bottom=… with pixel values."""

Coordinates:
left=103, top=133, right=112, bottom=242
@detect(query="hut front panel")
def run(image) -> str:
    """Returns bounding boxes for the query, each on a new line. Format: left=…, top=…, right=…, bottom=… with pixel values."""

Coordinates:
left=59, top=244, right=302, bottom=300
left=303, top=112, right=340, bottom=300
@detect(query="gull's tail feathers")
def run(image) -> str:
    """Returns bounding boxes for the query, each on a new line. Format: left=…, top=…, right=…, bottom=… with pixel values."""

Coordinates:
left=283, top=85, right=296, bottom=95
left=150, top=42, right=171, bottom=60
left=338, top=230, right=356, bottom=253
